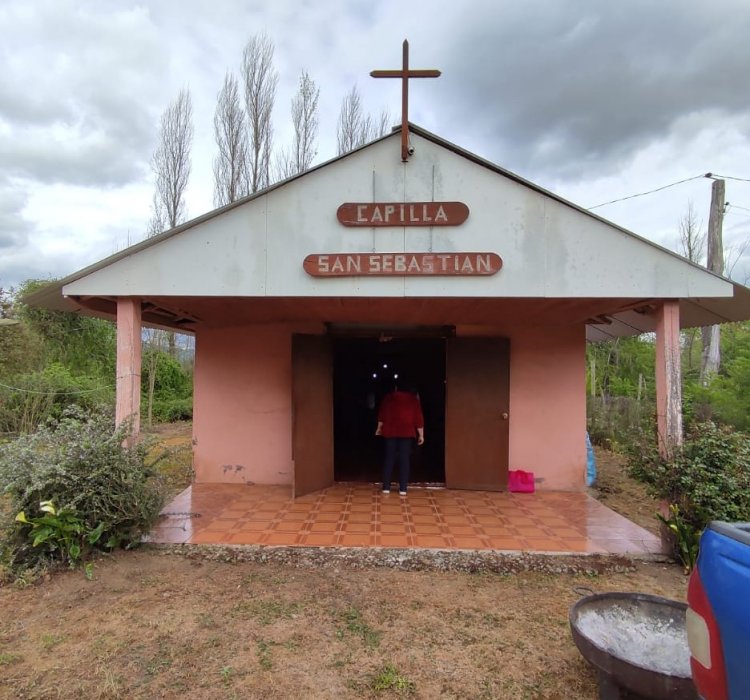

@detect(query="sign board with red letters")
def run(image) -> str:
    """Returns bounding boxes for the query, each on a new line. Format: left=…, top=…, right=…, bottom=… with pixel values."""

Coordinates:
left=336, top=202, right=469, bottom=227
left=303, top=252, right=502, bottom=277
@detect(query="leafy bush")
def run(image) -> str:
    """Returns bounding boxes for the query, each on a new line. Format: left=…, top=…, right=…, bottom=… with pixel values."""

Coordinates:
left=0, top=319, right=43, bottom=377
left=0, top=364, right=113, bottom=435
left=141, top=349, right=193, bottom=425
left=142, top=350, right=192, bottom=400
left=0, top=408, right=166, bottom=575
left=15, top=280, right=116, bottom=379
left=15, top=500, right=104, bottom=575
left=656, top=504, right=700, bottom=574
left=628, top=421, right=750, bottom=533
left=151, top=397, right=193, bottom=422
left=587, top=395, right=654, bottom=450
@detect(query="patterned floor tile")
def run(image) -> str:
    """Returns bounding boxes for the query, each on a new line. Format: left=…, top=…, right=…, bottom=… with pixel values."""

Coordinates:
left=149, top=484, right=665, bottom=556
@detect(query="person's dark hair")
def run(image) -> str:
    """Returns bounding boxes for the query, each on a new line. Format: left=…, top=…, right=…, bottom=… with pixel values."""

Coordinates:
left=395, top=380, right=417, bottom=394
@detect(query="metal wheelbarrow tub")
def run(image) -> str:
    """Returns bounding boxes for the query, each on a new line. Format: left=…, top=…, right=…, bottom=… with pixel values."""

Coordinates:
left=569, top=592, right=698, bottom=700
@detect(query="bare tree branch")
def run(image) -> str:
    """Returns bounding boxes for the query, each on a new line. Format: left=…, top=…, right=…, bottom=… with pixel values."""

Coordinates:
left=375, top=108, right=392, bottom=138
left=336, top=85, right=391, bottom=155
left=274, top=146, right=296, bottom=182
left=149, top=88, right=194, bottom=234
left=274, top=70, right=321, bottom=181
left=678, top=201, right=706, bottom=264
left=213, top=72, right=249, bottom=207
left=336, top=85, right=367, bottom=155
left=241, top=32, right=278, bottom=193
left=725, top=234, right=750, bottom=279
left=291, top=70, right=320, bottom=173
left=146, top=193, right=166, bottom=238
left=676, top=202, right=705, bottom=373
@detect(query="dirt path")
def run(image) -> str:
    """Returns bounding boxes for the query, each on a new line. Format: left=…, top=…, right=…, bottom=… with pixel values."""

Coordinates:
left=0, top=426, right=686, bottom=699
left=590, top=446, right=662, bottom=536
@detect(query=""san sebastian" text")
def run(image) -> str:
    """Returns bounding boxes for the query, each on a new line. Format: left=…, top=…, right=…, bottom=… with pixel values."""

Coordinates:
left=303, top=252, right=502, bottom=277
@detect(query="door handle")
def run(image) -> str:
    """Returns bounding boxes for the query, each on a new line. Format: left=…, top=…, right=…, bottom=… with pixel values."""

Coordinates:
left=501, top=412, right=509, bottom=420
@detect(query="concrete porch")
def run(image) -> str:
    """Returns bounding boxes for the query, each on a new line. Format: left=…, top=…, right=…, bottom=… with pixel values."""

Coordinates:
left=148, top=483, right=665, bottom=557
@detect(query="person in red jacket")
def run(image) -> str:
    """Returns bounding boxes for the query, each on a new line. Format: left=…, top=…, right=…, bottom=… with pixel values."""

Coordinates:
left=375, top=381, right=425, bottom=496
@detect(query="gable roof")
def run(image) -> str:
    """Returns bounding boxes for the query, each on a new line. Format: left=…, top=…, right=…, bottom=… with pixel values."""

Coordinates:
left=24, top=123, right=750, bottom=338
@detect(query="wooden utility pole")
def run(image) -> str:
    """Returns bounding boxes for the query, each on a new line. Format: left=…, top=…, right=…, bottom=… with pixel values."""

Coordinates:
left=701, top=177, right=725, bottom=383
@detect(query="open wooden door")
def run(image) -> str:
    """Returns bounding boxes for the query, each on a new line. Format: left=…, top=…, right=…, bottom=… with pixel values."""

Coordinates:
left=292, top=334, right=334, bottom=497
left=445, top=337, right=510, bottom=490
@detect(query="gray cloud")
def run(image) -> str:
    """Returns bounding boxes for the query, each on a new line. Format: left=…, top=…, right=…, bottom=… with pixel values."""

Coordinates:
left=0, top=254, right=73, bottom=290
left=0, top=1, right=164, bottom=186
left=440, top=0, right=750, bottom=177
left=0, top=182, right=32, bottom=251
left=0, top=131, right=150, bottom=187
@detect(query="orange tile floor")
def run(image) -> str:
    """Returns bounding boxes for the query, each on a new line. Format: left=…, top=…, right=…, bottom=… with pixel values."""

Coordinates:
left=148, top=483, right=665, bottom=556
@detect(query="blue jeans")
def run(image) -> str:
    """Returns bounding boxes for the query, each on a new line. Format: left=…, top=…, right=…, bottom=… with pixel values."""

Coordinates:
left=383, top=437, right=413, bottom=492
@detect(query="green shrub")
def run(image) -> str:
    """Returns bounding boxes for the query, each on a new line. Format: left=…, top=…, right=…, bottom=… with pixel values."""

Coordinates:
left=141, top=349, right=193, bottom=425
left=0, top=364, right=113, bottom=435
left=15, top=500, right=104, bottom=573
left=0, top=407, right=166, bottom=575
left=149, top=397, right=193, bottom=423
left=628, top=421, right=750, bottom=537
left=656, top=504, right=700, bottom=574
left=587, top=395, right=654, bottom=450
left=142, top=350, right=192, bottom=401
left=15, top=280, right=116, bottom=379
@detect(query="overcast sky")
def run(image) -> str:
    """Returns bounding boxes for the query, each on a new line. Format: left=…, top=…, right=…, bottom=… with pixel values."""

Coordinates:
left=3, top=0, right=750, bottom=290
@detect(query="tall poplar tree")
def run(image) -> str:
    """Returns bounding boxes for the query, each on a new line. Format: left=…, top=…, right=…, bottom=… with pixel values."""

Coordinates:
left=148, top=88, right=194, bottom=234
left=241, top=32, right=278, bottom=193
left=276, top=70, right=320, bottom=180
left=213, top=72, right=249, bottom=207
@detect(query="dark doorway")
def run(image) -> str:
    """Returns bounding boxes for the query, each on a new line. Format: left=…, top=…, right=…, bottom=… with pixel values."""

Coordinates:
left=333, top=336, right=446, bottom=484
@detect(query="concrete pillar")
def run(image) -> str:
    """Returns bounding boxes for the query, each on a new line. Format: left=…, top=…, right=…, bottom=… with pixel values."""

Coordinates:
left=116, top=298, right=142, bottom=443
left=655, top=300, right=683, bottom=458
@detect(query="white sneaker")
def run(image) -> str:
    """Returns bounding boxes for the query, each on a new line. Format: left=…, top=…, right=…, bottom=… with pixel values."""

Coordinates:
left=399, top=491, right=407, bottom=496
left=382, top=489, right=390, bottom=495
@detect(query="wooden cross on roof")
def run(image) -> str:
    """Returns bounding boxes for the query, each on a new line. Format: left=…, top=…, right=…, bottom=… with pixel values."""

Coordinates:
left=370, top=39, right=440, bottom=162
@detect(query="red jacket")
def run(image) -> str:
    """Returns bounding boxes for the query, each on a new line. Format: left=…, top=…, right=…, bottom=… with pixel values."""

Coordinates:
left=378, top=391, right=424, bottom=438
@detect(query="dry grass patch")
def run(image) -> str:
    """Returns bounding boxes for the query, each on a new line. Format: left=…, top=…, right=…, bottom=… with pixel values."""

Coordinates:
left=0, top=550, right=685, bottom=699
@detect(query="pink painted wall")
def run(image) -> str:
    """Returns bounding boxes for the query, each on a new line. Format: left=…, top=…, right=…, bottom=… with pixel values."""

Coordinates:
left=507, top=325, right=587, bottom=490
left=193, top=324, right=293, bottom=484
left=193, top=320, right=587, bottom=491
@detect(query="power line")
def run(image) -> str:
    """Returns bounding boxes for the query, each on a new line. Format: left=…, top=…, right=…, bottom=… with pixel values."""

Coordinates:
left=587, top=174, right=708, bottom=210
left=709, top=173, right=750, bottom=183
left=0, top=380, right=115, bottom=396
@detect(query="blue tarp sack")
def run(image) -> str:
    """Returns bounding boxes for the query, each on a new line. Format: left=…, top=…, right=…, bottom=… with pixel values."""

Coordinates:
left=585, top=432, right=597, bottom=486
